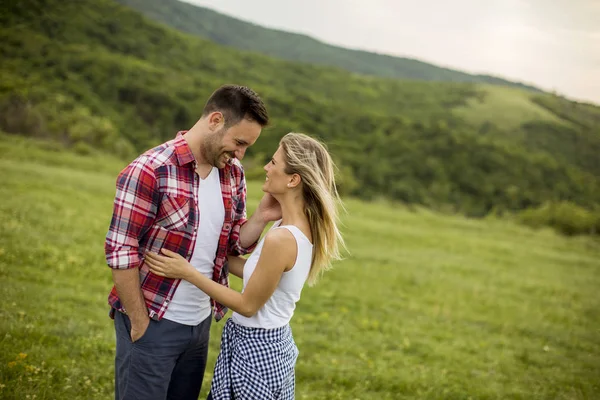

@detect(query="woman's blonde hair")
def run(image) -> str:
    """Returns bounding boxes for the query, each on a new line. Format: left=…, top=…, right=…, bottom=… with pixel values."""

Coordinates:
left=279, top=132, right=346, bottom=286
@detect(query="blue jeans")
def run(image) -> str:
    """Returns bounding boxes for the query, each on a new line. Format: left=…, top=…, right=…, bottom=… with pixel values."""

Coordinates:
left=114, top=311, right=212, bottom=400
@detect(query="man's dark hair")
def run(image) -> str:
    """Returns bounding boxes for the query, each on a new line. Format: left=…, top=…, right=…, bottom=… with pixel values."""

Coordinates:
left=202, top=84, right=269, bottom=128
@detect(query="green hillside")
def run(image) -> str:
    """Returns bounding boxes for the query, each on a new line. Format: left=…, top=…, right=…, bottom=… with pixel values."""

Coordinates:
left=454, top=85, right=567, bottom=131
left=1, top=0, right=599, bottom=218
left=1, top=135, right=599, bottom=399
left=115, top=0, right=542, bottom=92
left=455, top=86, right=600, bottom=180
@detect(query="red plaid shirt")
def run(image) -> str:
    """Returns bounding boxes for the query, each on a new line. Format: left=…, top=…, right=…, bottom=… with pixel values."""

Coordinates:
left=105, top=132, right=256, bottom=322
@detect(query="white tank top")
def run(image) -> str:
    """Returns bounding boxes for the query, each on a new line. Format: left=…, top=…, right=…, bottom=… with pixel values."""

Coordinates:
left=163, top=167, right=224, bottom=325
left=232, top=220, right=313, bottom=329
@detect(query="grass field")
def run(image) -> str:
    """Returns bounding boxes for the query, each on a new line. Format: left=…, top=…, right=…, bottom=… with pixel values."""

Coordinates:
left=1, top=134, right=599, bottom=399
left=454, top=85, right=570, bottom=132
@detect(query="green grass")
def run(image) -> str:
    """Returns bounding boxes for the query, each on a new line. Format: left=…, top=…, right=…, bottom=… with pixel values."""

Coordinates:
left=454, top=85, right=570, bottom=131
left=1, top=134, right=599, bottom=399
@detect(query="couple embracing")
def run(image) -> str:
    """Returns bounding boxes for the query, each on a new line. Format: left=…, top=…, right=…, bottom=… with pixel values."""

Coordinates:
left=104, top=84, right=344, bottom=399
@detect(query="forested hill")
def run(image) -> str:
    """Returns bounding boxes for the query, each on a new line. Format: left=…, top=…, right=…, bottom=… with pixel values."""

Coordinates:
left=115, top=0, right=542, bottom=92
left=1, top=0, right=599, bottom=217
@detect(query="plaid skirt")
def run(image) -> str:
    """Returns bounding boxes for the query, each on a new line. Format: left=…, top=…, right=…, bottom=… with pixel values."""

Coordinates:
left=208, top=318, right=299, bottom=399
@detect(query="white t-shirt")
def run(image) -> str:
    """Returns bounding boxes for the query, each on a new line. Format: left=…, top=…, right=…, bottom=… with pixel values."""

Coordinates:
left=163, top=167, right=224, bottom=325
left=232, top=221, right=313, bottom=329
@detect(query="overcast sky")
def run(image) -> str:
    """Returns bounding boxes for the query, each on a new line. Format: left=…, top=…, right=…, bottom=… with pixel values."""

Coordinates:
left=181, top=0, right=600, bottom=105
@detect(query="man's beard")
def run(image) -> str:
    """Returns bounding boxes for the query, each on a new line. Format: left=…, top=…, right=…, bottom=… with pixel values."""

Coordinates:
left=203, top=127, right=227, bottom=167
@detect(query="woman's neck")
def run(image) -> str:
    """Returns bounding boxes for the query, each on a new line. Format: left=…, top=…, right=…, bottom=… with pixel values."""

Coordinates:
left=277, top=194, right=307, bottom=227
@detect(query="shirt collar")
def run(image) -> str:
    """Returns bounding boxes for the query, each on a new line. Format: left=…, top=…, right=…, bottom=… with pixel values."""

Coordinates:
left=173, top=131, right=196, bottom=167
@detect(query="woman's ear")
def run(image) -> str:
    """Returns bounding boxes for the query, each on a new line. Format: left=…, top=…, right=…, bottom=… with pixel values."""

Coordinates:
left=288, top=173, right=302, bottom=189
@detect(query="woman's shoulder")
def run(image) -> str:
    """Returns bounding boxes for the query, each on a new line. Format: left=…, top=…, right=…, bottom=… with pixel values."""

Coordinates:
left=264, top=225, right=296, bottom=247
left=275, top=223, right=312, bottom=245
left=259, top=228, right=298, bottom=271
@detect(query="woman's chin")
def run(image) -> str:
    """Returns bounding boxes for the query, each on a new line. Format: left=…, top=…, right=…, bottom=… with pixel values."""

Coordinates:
left=262, top=187, right=278, bottom=197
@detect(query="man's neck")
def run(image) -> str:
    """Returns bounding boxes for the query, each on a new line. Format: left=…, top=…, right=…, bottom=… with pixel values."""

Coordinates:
left=182, top=128, right=206, bottom=166
left=195, top=164, right=214, bottom=180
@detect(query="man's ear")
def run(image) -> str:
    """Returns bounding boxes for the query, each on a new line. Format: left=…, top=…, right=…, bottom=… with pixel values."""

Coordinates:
left=207, top=111, right=224, bottom=131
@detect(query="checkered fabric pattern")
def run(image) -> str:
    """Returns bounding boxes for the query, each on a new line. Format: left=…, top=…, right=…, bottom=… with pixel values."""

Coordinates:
left=209, top=319, right=299, bottom=399
left=105, top=132, right=256, bottom=322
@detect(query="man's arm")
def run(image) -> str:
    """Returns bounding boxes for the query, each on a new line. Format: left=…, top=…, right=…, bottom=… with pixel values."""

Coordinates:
left=105, top=158, right=158, bottom=341
left=238, top=212, right=269, bottom=249
left=227, top=255, right=247, bottom=279
left=229, top=165, right=281, bottom=254
left=238, top=193, right=283, bottom=248
left=112, top=269, right=149, bottom=341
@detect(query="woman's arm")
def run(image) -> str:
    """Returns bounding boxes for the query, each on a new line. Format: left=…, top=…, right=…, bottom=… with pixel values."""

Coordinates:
left=145, top=229, right=296, bottom=317
left=227, top=255, right=247, bottom=279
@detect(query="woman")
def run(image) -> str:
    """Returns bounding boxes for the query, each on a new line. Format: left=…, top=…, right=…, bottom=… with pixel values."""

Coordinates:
left=145, top=132, right=345, bottom=399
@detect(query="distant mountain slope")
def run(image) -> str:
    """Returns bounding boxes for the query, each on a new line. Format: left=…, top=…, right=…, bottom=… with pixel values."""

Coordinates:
left=115, top=0, right=542, bottom=92
left=1, top=0, right=599, bottom=217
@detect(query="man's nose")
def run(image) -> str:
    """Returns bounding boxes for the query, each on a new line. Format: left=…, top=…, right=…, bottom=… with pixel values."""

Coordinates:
left=235, top=148, right=246, bottom=159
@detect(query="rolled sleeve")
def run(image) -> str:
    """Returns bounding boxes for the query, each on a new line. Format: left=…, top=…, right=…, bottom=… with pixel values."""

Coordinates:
left=105, top=157, right=159, bottom=269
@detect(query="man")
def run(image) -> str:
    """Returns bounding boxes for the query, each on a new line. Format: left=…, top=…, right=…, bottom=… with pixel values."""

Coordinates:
left=105, top=84, right=280, bottom=400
